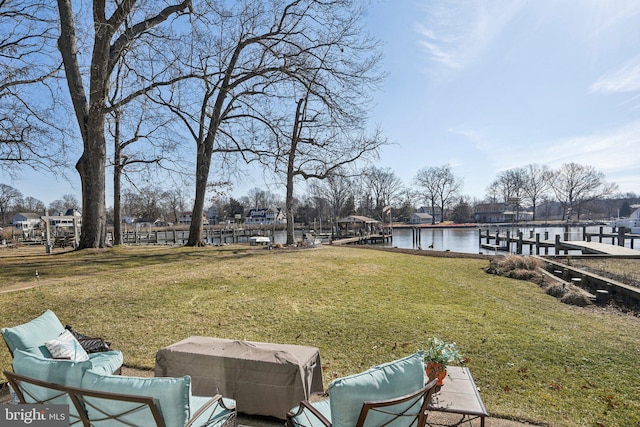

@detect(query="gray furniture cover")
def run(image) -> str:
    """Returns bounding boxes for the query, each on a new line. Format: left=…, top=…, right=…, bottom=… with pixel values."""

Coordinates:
left=155, top=336, right=323, bottom=419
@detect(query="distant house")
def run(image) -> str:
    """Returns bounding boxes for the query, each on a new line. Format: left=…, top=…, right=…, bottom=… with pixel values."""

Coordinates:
left=11, top=213, right=42, bottom=231
left=409, top=212, right=433, bottom=224
left=133, top=218, right=161, bottom=228
left=48, top=209, right=82, bottom=229
left=245, top=208, right=286, bottom=225
left=415, top=206, right=442, bottom=223
left=207, top=205, right=220, bottom=225
left=474, top=203, right=533, bottom=223
left=178, top=212, right=209, bottom=226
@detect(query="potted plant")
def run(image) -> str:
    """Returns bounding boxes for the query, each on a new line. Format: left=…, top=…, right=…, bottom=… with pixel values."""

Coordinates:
left=423, top=337, right=463, bottom=386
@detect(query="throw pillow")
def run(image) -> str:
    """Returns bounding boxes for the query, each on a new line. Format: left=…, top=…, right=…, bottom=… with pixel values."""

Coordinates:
left=45, top=330, right=90, bottom=362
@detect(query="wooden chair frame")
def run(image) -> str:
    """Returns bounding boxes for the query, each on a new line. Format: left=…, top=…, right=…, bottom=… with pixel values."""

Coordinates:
left=286, top=378, right=439, bottom=427
left=5, top=370, right=236, bottom=427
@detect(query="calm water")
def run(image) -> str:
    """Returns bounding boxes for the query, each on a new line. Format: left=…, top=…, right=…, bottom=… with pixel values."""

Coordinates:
left=267, top=225, right=637, bottom=256
left=381, top=225, right=637, bottom=255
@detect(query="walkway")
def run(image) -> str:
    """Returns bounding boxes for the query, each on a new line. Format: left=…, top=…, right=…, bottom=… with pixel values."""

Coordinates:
left=561, top=241, right=640, bottom=256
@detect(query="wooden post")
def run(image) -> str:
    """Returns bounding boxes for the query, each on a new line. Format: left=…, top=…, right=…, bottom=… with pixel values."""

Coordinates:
left=555, top=234, right=561, bottom=255
left=618, top=227, right=625, bottom=247
left=517, top=231, right=523, bottom=254
left=599, top=226, right=603, bottom=243
left=535, top=233, right=540, bottom=255
left=44, top=217, right=52, bottom=254
left=73, top=218, right=80, bottom=248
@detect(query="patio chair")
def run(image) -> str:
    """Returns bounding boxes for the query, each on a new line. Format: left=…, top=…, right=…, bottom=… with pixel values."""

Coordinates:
left=287, top=351, right=439, bottom=427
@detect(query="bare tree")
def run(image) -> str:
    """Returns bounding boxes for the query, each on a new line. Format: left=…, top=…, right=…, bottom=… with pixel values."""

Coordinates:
left=276, top=90, right=385, bottom=244
left=161, top=188, right=188, bottom=225
left=309, top=173, right=354, bottom=224
left=1, top=1, right=67, bottom=176
left=266, top=25, right=385, bottom=245
left=522, top=163, right=551, bottom=221
left=157, top=0, right=383, bottom=246
left=19, top=196, right=45, bottom=213
left=242, top=188, right=281, bottom=211
left=109, top=94, right=183, bottom=244
left=0, top=183, right=22, bottom=223
left=47, top=194, right=79, bottom=215
left=62, top=194, right=80, bottom=210
left=56, top=0, right=191, bottom=248
left=488, top=168, right=527, bottom=204
left=362, top=166, right=404, bottom=221
left=415, top=164, right=462, bottom=224
left=550, top=163, right=617, bottom=221
left=122, top=185, right=164, bottom=220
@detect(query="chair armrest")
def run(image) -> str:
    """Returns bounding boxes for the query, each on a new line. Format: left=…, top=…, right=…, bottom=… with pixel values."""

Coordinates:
left=186, top=394, right=237, bottom=427
left=286, top=400, right=331, bottom=427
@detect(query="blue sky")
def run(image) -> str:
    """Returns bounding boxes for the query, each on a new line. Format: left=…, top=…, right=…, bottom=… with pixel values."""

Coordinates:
left=9, top=0, right=640, bottom=206
left=365, top=0, right=640, bottom=200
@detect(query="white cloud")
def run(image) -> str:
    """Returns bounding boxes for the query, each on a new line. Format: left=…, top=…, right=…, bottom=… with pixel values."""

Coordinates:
left=414, top=0, right=526, bottom=70
left=590, top=54, right=640, bottom=94
left=543, top=123, right=640, bottom=177
left=587, top=0, right=640, bottom=37
left=448, top=127, right=493, bottom=151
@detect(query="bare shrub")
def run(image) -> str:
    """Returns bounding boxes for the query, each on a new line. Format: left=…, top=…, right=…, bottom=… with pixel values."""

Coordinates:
left=546, top=283, right=566, bottom=298
left=486, top=255, right=544, bottom=284
left=1, top=227, right=15, bottom=242
left=509, top=268, right=541, bottom=281
left=561, top=291, right=592, bottom=307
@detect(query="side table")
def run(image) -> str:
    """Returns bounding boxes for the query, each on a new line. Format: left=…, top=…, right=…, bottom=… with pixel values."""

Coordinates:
left=427, top=366, right=488, bottom=426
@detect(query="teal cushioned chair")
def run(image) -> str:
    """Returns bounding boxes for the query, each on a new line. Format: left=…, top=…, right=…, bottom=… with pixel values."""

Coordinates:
left=12, top=349, right=94, bottom=425
left=287, top=351, right=438, bottom=427
left=2, top=309, right=66, bottom=357
left=2, top=310, right=123, bottom=374
left=81, top=369, right=236, bottom=427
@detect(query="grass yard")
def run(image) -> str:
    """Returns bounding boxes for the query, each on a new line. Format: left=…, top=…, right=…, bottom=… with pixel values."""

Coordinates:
left=1, top=245, right=638, bottom=426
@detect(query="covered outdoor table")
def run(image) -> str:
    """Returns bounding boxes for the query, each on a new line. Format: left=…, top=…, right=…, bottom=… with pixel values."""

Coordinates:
left=154, top=336, right=323, bottom=419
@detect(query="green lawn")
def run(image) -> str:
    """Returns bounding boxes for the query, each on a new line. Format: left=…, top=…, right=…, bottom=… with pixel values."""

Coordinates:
left=1, top=245, right=638, bottom=426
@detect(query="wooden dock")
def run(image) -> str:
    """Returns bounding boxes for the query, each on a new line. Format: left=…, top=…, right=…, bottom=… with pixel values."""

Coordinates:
left=331, top=234, right=391, bottom=246
left=560, top=241, right=640, bottom=256
left=478, top=228, right=640, bottom=256
left=538, top=256, right=640, bottom=308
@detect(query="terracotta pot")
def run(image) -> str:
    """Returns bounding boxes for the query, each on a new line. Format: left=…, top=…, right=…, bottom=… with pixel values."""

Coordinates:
left=426, top=362, right=446, bottom=386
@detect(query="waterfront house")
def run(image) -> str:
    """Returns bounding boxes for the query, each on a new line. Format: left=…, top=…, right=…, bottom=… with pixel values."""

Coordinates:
left=409, top=212, right=433, bottom=224
left=178, top=212, right=209, bottom=226
left=11, top=212, right=42, bottom=231
left=245, top=208, right=286, bottom=225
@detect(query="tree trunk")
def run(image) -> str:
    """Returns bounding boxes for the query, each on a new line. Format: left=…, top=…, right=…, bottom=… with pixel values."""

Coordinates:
left=430, top=201, right=436, bottom=225
left=76, top=113, right=108, bottom=247
left=57, top=0, right=190, bottom=249
left=187, top=136, right=214, bottom=246
left=113, top=164, right=122, bottom=245
left=113, top=110, right=122, bottom=245
left=285, top=98, right=305, bottom=246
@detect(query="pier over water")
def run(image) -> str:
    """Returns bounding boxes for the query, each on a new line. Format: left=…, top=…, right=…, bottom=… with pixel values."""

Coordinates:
left=478, top=225, right=640, bottom=256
